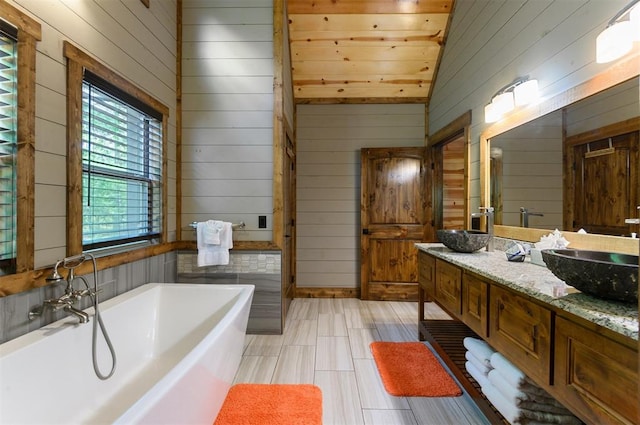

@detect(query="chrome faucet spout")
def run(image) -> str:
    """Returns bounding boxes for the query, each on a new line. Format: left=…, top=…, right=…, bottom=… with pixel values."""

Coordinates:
left=520, top=207, right=544, bottom=228
left=63, top=305, right=90, bottom=324
left=471, top=207, right=494, bottom=252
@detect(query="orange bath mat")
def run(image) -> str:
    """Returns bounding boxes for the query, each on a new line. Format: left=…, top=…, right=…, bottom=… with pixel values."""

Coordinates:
left=213, top=383, right=322, bottom=425
left=371, top=341, right=462, bottom=397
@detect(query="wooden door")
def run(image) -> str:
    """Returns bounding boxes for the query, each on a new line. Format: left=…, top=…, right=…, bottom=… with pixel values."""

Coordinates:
left=571, top=131, right=638, bottom=235
left=360, top=147, right=428, bottom=301
left=283, top=132, right=296, bottom=318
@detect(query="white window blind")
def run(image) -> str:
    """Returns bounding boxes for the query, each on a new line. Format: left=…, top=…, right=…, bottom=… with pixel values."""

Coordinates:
left=82, top=72, right=162, bottom=250
left=0, top=26, right=17, bottom=272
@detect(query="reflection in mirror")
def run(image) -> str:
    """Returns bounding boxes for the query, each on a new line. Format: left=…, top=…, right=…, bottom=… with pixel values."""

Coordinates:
left=490, top=111, right=562, bottom=230
left=489, top=77, right=639, bottom=236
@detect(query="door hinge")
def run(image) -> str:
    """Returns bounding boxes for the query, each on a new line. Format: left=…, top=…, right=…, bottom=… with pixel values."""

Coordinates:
left=362, top=228, right=369, bottom=235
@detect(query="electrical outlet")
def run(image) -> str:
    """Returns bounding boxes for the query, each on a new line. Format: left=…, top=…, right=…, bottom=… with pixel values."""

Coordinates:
left=258, top=216, right=267, bottom=228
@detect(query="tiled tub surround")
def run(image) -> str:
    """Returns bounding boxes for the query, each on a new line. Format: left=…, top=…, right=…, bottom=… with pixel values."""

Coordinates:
left=0, top=252, right=177, bottom=345
left=177, top=250, right=282, bottom=334
left=415, top=243, right=638, bottom=340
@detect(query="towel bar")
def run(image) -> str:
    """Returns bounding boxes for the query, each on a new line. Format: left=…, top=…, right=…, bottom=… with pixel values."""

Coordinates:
left=189, top=221, right=245, bottom=230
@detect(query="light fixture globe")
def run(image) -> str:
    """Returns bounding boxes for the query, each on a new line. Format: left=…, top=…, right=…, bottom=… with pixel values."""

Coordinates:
left=484, top=102, right=500, bottom=123
left=596, top=21, right=633, bottom=63
left=492, top=92, right=514, bottom=116
left=514, top=79, right=539, bottom=106
left=631, top=3, right=640, bottom=41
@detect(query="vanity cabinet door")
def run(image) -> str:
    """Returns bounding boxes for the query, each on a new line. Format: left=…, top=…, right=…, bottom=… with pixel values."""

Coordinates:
left=462, top=272, right=488, bottom=337
left=555, top=317, right=638, bottom=425
left=418, top=251, right=435, bottom=297
left=434, top=259, right=462, bottom=318
left=489, top=286, right=552, bottom=384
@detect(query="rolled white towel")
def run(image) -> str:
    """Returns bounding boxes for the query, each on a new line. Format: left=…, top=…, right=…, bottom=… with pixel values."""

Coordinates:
left=483, top=381, right=580, bottom=425
left=490, top=352, right=534, bottom=389
left=482, top=382, right=521, bottom=425
left=463, top=337, right=495, bottom=368
left=465, top=361, right=490, bottom=389
left=465, top=350, right=492, bottom=375
left=487, top=369, right=557, bottom=407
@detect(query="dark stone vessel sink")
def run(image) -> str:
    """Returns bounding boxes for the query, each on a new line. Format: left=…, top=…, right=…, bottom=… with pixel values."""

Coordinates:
left=541, top=249, right=638, bottom=303
left=437, top=229, right=492, bottom=253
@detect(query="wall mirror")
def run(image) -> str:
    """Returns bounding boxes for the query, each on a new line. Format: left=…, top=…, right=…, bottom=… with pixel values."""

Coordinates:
left=480, top=53, right=639, bottom=247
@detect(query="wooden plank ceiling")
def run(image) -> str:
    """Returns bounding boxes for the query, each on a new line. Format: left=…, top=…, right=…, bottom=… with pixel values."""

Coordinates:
left=287, top=0, right=454, bottom=104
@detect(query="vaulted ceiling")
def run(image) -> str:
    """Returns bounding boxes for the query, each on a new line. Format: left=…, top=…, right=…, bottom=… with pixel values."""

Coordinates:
left=287, top=0, right=454, bottom=104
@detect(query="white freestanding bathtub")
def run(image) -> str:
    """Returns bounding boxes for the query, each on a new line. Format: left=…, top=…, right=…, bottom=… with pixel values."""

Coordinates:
left=0, top=283, right=254, bottom=425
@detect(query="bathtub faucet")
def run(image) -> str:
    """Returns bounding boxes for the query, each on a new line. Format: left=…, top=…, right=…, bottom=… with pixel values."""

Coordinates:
left=29, top=254, right=96, bottom=324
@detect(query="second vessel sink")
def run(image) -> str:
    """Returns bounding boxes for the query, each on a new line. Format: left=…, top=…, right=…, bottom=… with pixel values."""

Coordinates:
left=541, top=249, right=638, bottom=303
left=437, top=229, right=492, bottom=253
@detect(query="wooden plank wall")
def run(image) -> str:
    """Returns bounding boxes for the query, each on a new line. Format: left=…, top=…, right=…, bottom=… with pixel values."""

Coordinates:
left=10, top=0, right=178, bottom=268
left=442, top=140, right=465, bottom=229
left=296, top=104, right=424, bottom=290
left=428, top=0, right=632, bottom=210
left=181, top=0, right=274, bottom=241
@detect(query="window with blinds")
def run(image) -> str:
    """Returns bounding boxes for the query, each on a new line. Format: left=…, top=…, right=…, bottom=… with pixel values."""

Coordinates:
left=0, top=26, right=17, bottom=273
left=82, top=71, right=162, bottom=251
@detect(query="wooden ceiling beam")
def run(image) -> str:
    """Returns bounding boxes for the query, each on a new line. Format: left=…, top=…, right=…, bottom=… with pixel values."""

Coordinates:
left=288, top=0, right=453, bottom=15
left=288, top=13, right=448, bottom=32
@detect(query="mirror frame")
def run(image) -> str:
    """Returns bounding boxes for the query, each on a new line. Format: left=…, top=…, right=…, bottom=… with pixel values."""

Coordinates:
left=480, top=50, right=640, bottom=254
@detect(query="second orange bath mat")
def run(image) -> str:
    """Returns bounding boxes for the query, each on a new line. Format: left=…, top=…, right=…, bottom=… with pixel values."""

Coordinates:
left=371, top=341, right=462, bottom=397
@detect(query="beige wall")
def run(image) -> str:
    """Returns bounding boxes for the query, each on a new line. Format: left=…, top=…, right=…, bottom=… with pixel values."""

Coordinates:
left=10, top=0, right=178, bottom=269
left=429, top=0, right=633, bottom=209
left=181, top=0, right=274, bottom=242
left=296, top=104, right=425, bottom=289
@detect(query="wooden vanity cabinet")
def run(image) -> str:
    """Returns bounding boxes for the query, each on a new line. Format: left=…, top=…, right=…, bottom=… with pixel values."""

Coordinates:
left=434, top=259, right=462, bottom=318
left=417, top=249, right=638, bottom=424
left=554, top=317, right=638, bottom=425
left=418, top=250, right=435, bottom=298
left=461, top=272, right=489, bottom=338
left=489, top=285, right=552, bottom=385
left=418, top=250, right=435, bottom=325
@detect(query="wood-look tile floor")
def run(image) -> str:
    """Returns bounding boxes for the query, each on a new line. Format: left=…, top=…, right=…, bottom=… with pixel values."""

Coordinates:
left=235, top=298, right=491, bottom=425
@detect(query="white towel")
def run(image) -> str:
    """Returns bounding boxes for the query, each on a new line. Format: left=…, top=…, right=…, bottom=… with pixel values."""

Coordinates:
left=484, top=380, right=581, bottom=425
left=490, top=352, right=533, bottom=389
left=203, top=220, right=223, bottom=245
left=482, top=382, right=521, bottom=424
left=465, top=361, right=490, bottom=389
left=197, top=221, right=233, bottom=266
left=463, top=337, right=495, bottom=367
left=465, top=350, right=492, bottom=375
left=487, top=369, right=567, bottom=410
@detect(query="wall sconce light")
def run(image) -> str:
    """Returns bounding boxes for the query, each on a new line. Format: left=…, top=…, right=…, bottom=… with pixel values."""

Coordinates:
left=484, top=77, right=539, bottom=123
left=596, top=0, right=640, bottom=63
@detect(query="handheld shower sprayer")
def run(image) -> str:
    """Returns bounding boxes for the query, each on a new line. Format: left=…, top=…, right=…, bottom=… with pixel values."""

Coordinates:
left=39, top=252, right=117, bottom=379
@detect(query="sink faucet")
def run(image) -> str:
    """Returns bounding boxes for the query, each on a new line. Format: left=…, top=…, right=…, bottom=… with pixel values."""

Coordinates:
left=29, top=254, right=95, bottom=324
left=520, top=207, right=544, bottom=228
left=471, top=206, right=495, bottom=251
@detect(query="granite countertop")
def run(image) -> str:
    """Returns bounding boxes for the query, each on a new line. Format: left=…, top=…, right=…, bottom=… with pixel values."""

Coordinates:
left=416, top=243, right=639, bottom=341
